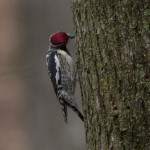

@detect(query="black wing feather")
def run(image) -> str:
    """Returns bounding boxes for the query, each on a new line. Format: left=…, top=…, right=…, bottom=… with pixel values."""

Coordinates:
left=46, top=49, right=68, bottom=122
left=47, top=50, right=61, bottom=95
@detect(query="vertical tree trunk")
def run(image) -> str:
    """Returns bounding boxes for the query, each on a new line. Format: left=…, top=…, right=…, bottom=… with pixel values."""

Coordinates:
left=72, top=0, right=150, bottom=149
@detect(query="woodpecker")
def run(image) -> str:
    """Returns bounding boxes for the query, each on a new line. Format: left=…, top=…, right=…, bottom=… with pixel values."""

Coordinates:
left=46, top=31, right=84, bottom=122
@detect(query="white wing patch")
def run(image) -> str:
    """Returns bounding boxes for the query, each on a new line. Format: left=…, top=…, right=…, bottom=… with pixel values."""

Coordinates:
left=54, top=55, right=61, bottom=84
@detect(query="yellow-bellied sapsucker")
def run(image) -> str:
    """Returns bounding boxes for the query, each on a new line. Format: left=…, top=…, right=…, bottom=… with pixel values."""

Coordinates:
left=46, top=32, right=84, bottom=122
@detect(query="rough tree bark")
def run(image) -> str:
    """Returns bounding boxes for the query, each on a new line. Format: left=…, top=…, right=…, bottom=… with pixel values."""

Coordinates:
left=72, top=0, right=150, bottom=149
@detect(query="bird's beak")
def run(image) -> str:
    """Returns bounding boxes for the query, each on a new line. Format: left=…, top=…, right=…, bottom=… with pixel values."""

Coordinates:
left=68, top=34, right=75, bottom=39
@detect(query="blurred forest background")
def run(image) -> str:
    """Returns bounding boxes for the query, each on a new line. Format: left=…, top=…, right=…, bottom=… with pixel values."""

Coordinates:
left=0, top=0, right=85, bottom=150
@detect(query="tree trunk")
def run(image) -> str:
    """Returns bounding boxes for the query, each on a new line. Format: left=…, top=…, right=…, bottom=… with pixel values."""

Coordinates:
left=72, top=0, right=150, bottom=149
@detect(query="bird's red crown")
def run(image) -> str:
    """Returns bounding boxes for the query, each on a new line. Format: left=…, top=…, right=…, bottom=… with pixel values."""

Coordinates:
left=50, top=32, right=70, bottom=46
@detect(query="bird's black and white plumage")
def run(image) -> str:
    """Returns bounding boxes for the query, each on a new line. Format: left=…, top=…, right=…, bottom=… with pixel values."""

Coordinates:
left=46, top=32, right=84, bottom=122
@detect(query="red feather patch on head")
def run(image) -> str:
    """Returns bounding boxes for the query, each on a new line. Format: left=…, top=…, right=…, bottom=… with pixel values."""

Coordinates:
left=50, top=32, right=69, bottom=46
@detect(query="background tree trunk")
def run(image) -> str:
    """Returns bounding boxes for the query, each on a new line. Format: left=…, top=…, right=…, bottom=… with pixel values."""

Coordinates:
left=72, top=0, right=150, bottom=149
